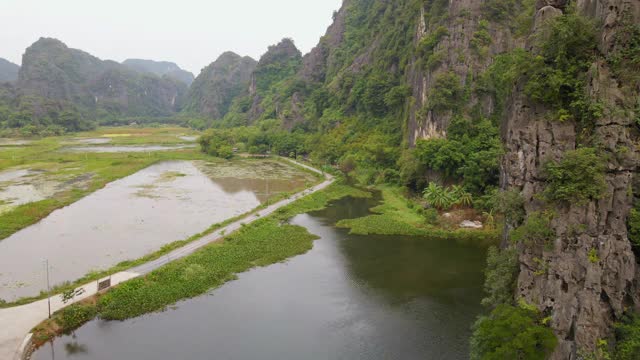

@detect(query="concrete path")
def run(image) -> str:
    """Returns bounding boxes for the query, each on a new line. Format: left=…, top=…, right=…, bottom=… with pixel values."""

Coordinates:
left=0, top=158, right=332, bottom=360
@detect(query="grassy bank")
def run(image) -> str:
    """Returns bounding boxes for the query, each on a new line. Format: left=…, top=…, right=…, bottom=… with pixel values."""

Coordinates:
left=336, top=186, right=499, bottom=244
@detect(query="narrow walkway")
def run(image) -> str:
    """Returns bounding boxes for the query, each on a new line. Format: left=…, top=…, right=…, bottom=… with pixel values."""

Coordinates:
left=0, top=158, right=332, bottom=360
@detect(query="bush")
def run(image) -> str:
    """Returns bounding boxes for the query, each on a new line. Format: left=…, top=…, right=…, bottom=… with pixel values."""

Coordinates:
left=510, top=211, right=555, bottom=246
left=522, top=11, right=599, bottom=125
left=614, top=313, right=640, bottom=360
left=470, top=304, right=557, bottom=360
left=482, top=246, right=519, bottom=308
left=543, top=148, right=606, bottom=204
left=59, top=304, right=97, bottom=332
left=627, top=203, right=640, bottom=251
left=427, top=72, right=465, bottom=112
left=498, top=190, right=526, bottom=226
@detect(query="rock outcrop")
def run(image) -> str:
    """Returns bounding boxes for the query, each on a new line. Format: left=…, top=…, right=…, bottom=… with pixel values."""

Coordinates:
left=18, top=38, right=187, bottom=119
left=501, top=1, right=640, bottom=358
left=183, top=52, right=256, bottom=119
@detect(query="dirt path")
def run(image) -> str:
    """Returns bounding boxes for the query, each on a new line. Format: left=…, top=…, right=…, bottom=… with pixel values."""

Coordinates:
left=0, top=158, right=332, bottom=360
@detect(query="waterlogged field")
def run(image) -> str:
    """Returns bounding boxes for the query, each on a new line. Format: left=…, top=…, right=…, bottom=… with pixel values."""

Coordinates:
left=0, top=127, right=318, bottom=303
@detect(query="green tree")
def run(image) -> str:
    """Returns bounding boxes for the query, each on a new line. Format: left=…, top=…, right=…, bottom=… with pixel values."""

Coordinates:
left=470, top=304, right=557, bottom=360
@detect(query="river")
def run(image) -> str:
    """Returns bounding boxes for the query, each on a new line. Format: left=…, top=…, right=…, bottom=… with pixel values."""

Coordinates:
left=31, top=195, right=488, bottom=360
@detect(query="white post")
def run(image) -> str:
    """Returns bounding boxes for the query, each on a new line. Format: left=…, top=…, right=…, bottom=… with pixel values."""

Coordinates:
left=45, top=259, right=51, bottom=319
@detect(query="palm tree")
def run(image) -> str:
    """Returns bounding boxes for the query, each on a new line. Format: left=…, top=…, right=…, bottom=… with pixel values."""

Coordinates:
left=451, top=185, right=473, bottom=207
left=423, top=183, right=454, bottom=210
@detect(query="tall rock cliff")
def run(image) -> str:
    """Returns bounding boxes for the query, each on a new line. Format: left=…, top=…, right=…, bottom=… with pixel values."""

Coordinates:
left=183, top=52, right=256, bottom=119
left=17, top=38, right=187, bottom=120
left=501, top=0, right=640, bottom=358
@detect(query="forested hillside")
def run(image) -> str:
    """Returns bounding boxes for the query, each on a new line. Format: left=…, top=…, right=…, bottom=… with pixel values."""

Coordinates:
left=0, top=38, right=189, bottom=135
left=195, top=0, right=640, bottom=358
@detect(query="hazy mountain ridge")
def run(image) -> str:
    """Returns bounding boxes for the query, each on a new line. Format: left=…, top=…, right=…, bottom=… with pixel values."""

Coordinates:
left=0, top=58, right=20, bottom=83
left=122, top=59, right=195, bottom=86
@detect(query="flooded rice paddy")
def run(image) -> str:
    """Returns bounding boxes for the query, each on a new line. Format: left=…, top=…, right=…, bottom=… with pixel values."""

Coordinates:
left=0, top=160, right=315, bottom=301
left=61, top=144, right=196, bottom=153
left=0, top=169, right=79, bottom=215
left=32, top=196, right=488, bottom=360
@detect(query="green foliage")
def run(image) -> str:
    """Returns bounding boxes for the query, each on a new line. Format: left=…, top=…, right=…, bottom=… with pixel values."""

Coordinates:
left=414, top=117, right=503, bottom=193
left=497, top=190, right=526, bottom=226
left=60, top=287, right=85, bottom=304
left=510, top=211, right=555, bottom=246
left=427, top=71, right=465, bottom=112
left=482, top=246, right=519, bottom=308
left=418, top=26, right=449, bottom=55
left=482, top=0, right=516, bottom=21
left=522, top=11, right=599, bottom=125
left=607, top=14, right=640, bottom=88
left=627, top=202, right=640, bottom=250
left=471, top=20, right=492, bottom=57
left=470, top=304, right=557, bottom=360
left=421, top=183, right=473, bottom=210
left=588, top=248, right=600, bottom=264
left=543, top=148, right=606, bottom=204
left=614, top=313, right=640, bottom=360
left=423, top=183, right=455, bottom=210
left=59, top=304, right=97, bottom=332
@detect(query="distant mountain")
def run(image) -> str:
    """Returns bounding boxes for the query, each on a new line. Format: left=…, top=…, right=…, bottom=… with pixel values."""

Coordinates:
left=0, top=58, right=19, bottom=82
left=17, top=38, right=187, bottom=122
left=123, top=59, right=195, bottom=86
left=183, top=52, right=256, bottom=119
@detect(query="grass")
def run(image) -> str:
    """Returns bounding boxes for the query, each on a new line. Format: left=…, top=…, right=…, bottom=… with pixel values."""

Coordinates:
left=336, top=186, right=500, bottom=243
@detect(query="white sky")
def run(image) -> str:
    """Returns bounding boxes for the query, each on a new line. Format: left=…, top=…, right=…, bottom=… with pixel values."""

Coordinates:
left=0, top=0, right=342, bottom=74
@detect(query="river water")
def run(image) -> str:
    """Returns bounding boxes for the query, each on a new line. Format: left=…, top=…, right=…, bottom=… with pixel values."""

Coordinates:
left=0, top=160, right=311, bottom=301
left=32, top=196, right=488, bottom=360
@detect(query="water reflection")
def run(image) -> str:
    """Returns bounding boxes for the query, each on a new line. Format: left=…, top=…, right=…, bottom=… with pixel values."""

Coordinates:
left=33, top=195, right=488, bottom=360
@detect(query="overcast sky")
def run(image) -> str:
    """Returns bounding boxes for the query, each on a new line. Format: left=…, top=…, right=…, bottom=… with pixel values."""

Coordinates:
left=0, top=0, right=342, bottom=74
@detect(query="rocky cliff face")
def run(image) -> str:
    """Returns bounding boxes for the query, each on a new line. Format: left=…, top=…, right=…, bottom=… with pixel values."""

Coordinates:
left=0, top=58, right=20, bottom=83
left=183, top=52, right=256, bottom=119
left=501, top=1, right=640, bottom=358
left=405, top=0, right=522, bottom=145
left=247, top=38, right=302, bottom=124
left=18, top=38, right=187, bottom=119
left=122, top=59, right=195, bottom=86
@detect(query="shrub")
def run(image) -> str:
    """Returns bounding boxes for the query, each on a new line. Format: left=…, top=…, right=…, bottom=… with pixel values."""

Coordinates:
left=510, top=211, right=555, bottom=246
left=481, top=246, right=519, bottom=308
left=628, top=203, right=640, bottom=254
left=522, top=10, right=599, bottom=125
left=59, top=304, right=97, bottom=332
left=470, top=304, right=557, bottom=360
left=543, top=148, right=606, bottom=204
left=498, top=190, right=526, bottom=226
left=614, top=313, right=640, bottom=360
left=427, top=72, right=465, bottom=112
